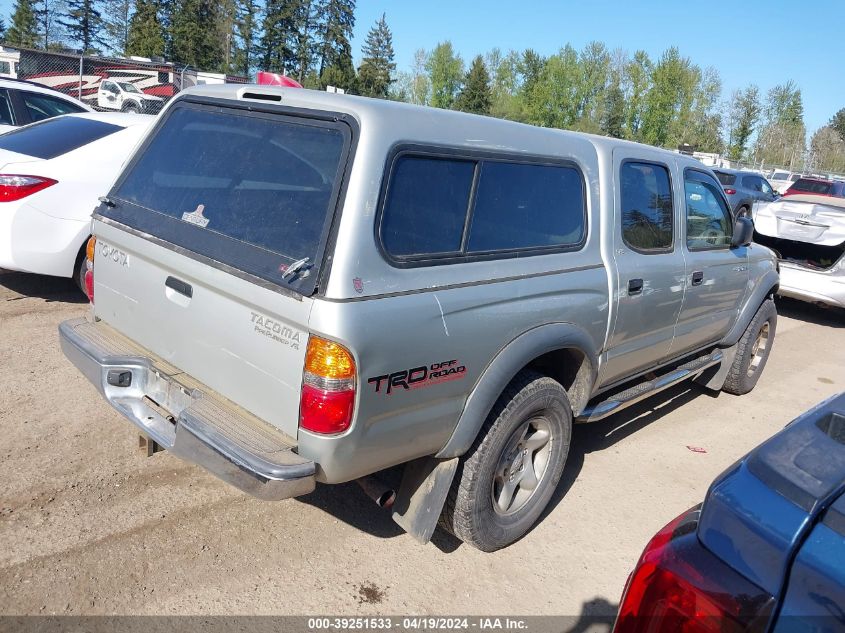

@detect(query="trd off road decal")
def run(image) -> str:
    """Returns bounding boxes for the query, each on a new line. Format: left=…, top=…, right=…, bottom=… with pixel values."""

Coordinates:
left=250, top=312, right=302, bottom=350
left=368, top=360, right=467, bottom=394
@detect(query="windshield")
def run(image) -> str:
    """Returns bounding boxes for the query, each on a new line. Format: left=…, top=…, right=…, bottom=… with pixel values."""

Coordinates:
left=118, top=82, right=141, bottom=93
left=771, top=171, right=789, bottom=180
left=107, top=103, right=351, bottom=293
left=0, top=116, right=122, bottom=159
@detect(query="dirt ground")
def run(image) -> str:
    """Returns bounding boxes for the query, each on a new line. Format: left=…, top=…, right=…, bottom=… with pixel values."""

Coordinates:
left=1, top=270, right=843, bottom=625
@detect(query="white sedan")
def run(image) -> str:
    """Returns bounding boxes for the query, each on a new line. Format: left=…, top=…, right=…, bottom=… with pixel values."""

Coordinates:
left=0, top=112, right=153, bottom=288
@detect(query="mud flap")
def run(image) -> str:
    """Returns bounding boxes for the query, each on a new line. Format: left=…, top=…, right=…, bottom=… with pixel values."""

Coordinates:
left=391, top=456, right=458, bottom=543
left=694, top=344, right=738, bottom=391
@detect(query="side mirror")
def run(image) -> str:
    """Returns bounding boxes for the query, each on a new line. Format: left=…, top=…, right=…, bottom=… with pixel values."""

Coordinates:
left=731, top=216, right=754, bottom=248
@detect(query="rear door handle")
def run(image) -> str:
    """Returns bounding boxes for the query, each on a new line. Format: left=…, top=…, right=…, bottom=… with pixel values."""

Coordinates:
left=165, top=275, right=193, bottom=298
left=628, top=278, right=644, bottom=295
left=691, top=271, right=704, bottom=286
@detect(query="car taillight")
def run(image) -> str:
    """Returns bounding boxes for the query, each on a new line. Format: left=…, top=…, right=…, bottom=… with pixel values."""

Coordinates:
left=84, top=236, right=95, bottom=303
left=614, top=506, right=774, bottom=633
left=0, top=175, right=57, bottom=202
left=299, top=336, right=356, bottom=434
left=724, top=188, right=736, bottom=195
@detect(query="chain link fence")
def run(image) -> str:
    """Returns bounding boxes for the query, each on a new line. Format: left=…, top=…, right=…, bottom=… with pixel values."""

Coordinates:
left=0, top=46, right=248, bottom=114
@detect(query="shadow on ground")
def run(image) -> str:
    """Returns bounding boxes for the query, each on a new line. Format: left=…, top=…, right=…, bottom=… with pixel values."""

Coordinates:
left=776, top=296, right=844, bottom=328
left=297, top=382, right=709, bottom=554
left=0, top=270, right=87, bottom=304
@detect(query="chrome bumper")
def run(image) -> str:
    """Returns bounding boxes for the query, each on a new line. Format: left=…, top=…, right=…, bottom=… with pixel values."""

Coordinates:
left=59, top=317, right=315, bottom=501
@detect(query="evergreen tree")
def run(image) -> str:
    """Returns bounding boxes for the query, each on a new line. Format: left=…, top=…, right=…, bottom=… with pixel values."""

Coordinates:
left=830, top=108, right=845, bottom=143
left=357, top=13, right=395, bottom=98
left=36, top=0, right=66, bottom=50
left=126, top=0, right=164, bottom=57
left=260, top=0, right=295, bottom=73
left=454, top=55, right=491, bottom=114
left=60, top=0, right=104, bottom=53
left=426, top=41, right=463, bottom=109
left=103, top=0, right=132, bottom=55
left=232, top=0, right=260, bottom=77
left=170, top=0, right=223, bottom=70
left=0, top=17, right=6, bottom=40
left=315, top=0, right=355, bottom=89
left=601, top=84, right=625, bottom=138
left=7, top=0, right=39, bottom=48
left=290, top=0, right=317, bottom=83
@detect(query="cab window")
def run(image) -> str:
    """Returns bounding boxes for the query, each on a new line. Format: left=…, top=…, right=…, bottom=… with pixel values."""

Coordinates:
left=685, top=170, right=732, bottom=250
left=620, top=161, right=673, bottom=252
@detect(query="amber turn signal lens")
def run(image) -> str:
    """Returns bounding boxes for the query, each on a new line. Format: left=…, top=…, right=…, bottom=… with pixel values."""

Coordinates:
left=86, top=235, right=97, bottom=262
left=304, top=336, right=355, bottom=380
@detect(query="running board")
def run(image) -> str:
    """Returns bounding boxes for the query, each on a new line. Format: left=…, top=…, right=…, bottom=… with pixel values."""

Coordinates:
left=578, top=349, right=723, bottom=423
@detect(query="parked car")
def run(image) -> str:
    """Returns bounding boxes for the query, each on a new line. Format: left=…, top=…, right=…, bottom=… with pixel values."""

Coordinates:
left=614, top=392, right=845, bottom=632
left=97, top=79, right=165, bottom=114
left=59, top=85, right=779, bottom=551
left=783, top=177, right=845, bottom=199
left=769, top=170, right=802, bottom=194
left=713, top=168, right=778, bottom=217
left=753, top=194, right=845, bottom=308
left=0, top=77, right=92, bottom=134
left=0, top=112, right=154, bottom=287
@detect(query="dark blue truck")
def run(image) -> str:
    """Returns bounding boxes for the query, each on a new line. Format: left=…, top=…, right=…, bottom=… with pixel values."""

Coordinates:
left=614, top=392, right=845, bottom=632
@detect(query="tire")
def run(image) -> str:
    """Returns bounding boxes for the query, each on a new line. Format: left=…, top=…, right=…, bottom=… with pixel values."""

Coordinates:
left=73, top=245, right=88, bottom=295
left=122, top=103, right=139, bottom=114
left=442, top=370, right=572, bottom=552
left=722, top=299, right=777, bottom=395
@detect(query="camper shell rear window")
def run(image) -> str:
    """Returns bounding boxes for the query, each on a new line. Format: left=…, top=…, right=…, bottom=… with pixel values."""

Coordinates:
left=104, top=99, right=354, bottom=295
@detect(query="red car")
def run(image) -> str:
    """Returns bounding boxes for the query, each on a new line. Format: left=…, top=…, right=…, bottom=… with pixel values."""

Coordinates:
left=782, top=177, right=845, bottom=198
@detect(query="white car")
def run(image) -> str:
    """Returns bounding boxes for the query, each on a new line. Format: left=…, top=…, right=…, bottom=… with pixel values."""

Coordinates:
left=0, top=112, right=153, bottom=288
left=0, top=77, right=93, bottom=134
left=768, top=170, right=802, bottom=195
left=97, top=79, right=165, bottom=114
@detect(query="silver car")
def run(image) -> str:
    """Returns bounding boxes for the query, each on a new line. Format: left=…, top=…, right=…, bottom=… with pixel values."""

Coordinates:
left=59, top=85, right=779, bottom=551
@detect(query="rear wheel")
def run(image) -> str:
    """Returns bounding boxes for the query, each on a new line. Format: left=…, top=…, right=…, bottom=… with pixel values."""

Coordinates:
left=73, top=240, right=89, bottom=294
left=442, top=370, right=572, bottom=551
left=723, top=299, right=777, bottom=395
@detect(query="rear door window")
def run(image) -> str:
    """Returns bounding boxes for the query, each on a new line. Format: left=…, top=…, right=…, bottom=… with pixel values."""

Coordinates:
left=21, top=91, right=86, bottom=122
left=0, top=115, right=122, bottom=159
left=620, top=161, right=674, bottom=252
left=108, top=102, right=352, bottom=294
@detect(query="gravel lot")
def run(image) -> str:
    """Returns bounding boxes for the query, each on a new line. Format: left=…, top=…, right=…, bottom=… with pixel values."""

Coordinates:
left=1, top=269, right=843, bottom=624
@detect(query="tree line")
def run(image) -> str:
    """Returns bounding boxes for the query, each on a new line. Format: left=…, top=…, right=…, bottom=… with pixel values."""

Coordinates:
left=2, top=0, right=843, bottom=172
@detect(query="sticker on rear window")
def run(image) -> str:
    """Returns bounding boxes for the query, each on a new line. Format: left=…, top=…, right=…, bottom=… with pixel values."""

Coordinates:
left=181, top=204, right=209, bottom=227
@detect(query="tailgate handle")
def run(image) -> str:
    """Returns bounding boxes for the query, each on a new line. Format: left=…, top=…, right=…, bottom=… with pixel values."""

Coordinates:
left=165, top=276, right=193, bottom=298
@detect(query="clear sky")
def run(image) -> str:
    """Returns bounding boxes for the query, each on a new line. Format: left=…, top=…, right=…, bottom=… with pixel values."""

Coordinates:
left=2, top=0, right=841, bottom=132
left=350, top=0, right=844, bottom=133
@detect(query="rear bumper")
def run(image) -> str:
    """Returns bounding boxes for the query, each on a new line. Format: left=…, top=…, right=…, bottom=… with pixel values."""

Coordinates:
left=777, top=262, right=845, bottom=308
left=59, top=317, right=315, bottom=500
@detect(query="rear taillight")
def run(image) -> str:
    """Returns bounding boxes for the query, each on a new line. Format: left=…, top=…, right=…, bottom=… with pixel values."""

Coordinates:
left=0, top=175, right=57, bottom=202
left=723, top=188, right=737, bottom=195
left=84, top=236, right=95, bottom=303
left=299, top=336, right=356, bottom=434
left=614, top=506, right=774, bottom=633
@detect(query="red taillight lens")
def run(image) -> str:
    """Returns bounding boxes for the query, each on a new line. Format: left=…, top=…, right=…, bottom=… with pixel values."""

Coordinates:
left=300, top=384, right=355, bottom=434
left=614, top=506, right=774, bottom=633
left=724, top=188, right=737, bottom=195
left=0, top=175, right=57, bottom=202
left=299, top=336, right=356, bottom=434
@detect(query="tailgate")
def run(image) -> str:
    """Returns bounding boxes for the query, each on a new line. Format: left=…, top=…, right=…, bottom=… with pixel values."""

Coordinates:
left=92, top=219, right=312, bottom=439
left=89, top=97, right=355, bottom=439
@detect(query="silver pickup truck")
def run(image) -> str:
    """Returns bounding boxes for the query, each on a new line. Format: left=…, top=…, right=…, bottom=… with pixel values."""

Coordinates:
left=60, top=85, right=780, bottom=551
